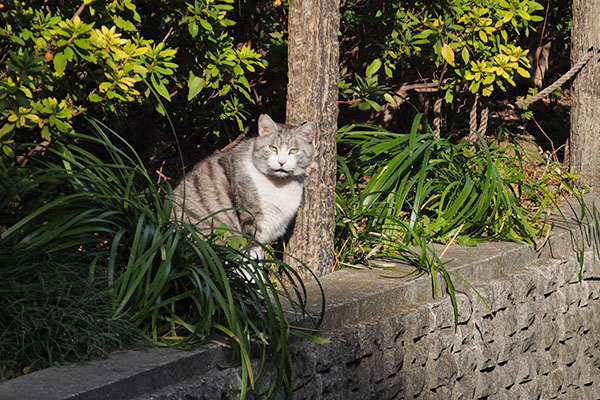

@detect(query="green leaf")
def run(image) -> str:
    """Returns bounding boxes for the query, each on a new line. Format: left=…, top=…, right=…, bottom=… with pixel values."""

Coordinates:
left=41, top=126, right=52, bottom=140
left=478, top=30, right=488, bottom=43
left=113, top=16, right=136, bottom=31
left=413, top=29, right=434, bottom=39
left=187, top=73, right=205, bottom=101
left=441, top=43, right=455, bottom=66
left=89, top=93, right=103, bottom=102
left=461, top=47, right=470, bottom=64
left=220, top=84, right=231, bottom=96
left=54, top=119, right=70, bottom=133
left=366, top=58, right=382, bottom=77
left=155, top=102, right=166, bottom=116
left=384, top=65, right=393, bottom=78
left=366, top=99, right=382, bottom=112
left=188, top=22, right=199, bottom=38
left=199, top=19, right=213, bottom=33
left=517, top=67, right=531, bottom=78
left=516, top=9, right=531, bottom=20
left=434, top=40, right=442, bottom=56
left=19, top=86, right=32, bottom=98
left=502, top=10, right=514, bottom=22
left=2, top=145, right=14, bottom=157
left=482, top=75, right=495, bottom=85
left=99, top=82, right=112, bottom=92
left=151, top=74, right=171, bottom=101
left=219, top=19, right=236, bottom=27
left=357, top=101, right=371, bottom=111
left=63, top=47, right=75, bottom=61
left=53, top=52, right=67, bottom=76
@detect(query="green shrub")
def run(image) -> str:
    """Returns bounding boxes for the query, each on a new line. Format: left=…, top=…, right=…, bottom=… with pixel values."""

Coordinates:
left=0, top=259, right=139, bottom=381
left=0, top=0, right=263, bottom=159
left=0, top=121, right=323, bottom=398
left=335, top=114, right=559, bottom=266
left=339, top=0, right=545, bottom=117
left=334, top=114, right=578, bottom=322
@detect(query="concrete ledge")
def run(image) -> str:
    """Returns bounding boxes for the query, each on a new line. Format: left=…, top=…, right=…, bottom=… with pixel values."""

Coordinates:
left=0, top=344, right=229, bottom=400
left=1, top=195, right=599, bottom=399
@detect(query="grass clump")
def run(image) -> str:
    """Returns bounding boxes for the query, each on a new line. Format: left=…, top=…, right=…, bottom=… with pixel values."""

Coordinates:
left=0, top=120, right=323, bottom=399
left=334, top=114, right=571, bottom=315
left=0, top=259, right=139, bottom=381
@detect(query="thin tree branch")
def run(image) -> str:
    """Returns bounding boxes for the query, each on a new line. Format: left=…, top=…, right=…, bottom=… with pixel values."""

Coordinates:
left=71, top=2, right=87, bottom=21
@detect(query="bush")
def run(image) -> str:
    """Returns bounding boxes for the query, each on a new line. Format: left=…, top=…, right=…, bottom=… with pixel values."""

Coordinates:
left=0, top=121, right=323, bottom=398
left=0, top=259, right=139, bottom=381
left=0, top=0, right=578, bottom=390
left=335, top=114, right=566, bottom=266
left=0, top=0, right=263, bottom=160
left=339, top=0, right=545, bottom=116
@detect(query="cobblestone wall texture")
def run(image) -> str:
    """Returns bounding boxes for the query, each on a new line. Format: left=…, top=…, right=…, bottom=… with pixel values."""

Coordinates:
left=293, top=257, right=600, bottom=400
left=142, top=250, right=600, bottom=400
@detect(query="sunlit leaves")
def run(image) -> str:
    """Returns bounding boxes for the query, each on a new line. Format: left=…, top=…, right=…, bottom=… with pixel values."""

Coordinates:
left=441, top=44, right=455, bottom=66
left=30, top=97, right=79, bottom=139
left=342, top=0, right=544, bottom=106
left=1, top=0, right=265, bottom=158
left=91, top=25, right=127, bottom=50
left=335, top=118, right=551, bottom=267
left=51, top=15, right=94, bottom=44
left=178, top=0, right=263, bottom=115
left=0, top=8, right=180, bottom=154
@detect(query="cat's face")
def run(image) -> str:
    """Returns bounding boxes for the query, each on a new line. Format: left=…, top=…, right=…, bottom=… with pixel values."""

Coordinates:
left=252, top=114, right=316, bottom=179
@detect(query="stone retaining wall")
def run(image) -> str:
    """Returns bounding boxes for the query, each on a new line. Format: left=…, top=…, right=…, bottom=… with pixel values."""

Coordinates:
left=292, top=255, right=600, bottom=400
left=1, top=204, right=600, bottom=400
left=139, top=249, right=600, bottom=400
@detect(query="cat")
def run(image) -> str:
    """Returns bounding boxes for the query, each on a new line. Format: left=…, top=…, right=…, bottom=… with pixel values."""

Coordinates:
left=173, top=114, right=316, bottom=252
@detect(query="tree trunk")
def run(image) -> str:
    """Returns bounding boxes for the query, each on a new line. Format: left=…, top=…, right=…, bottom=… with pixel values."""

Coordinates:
left=570, top=0, right=600, bottom=188
left=285, top=0, right=339, bottom=278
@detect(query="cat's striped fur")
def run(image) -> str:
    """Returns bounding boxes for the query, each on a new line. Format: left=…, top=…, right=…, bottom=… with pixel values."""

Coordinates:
left=173, top=114, right=316, bottom=245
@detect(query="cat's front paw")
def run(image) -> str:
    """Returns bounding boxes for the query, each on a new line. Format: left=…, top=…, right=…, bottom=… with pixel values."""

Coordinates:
left=235, top=246, right=267, bottom=284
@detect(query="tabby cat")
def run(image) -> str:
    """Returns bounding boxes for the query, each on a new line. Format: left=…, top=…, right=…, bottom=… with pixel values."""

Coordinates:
left=173, top=114, right=316, bottom=248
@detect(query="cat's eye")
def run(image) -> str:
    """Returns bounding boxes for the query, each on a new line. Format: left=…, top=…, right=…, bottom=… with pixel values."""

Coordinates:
left=289, top=148, right=299, bottom=154
left=269, top=145, right=278, bottom=152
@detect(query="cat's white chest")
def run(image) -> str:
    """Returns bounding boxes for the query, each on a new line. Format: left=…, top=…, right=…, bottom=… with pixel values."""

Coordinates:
left=245, top=160, right=304, bottom=242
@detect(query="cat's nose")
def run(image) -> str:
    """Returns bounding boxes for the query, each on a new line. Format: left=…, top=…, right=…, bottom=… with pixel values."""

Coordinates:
left=278, top=161, right=285, bottom=166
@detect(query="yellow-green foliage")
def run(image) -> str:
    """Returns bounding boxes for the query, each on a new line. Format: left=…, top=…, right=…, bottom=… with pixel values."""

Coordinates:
left=339, top=0, right=544, bottom=110
left=0, top=0, right=263, bottom=159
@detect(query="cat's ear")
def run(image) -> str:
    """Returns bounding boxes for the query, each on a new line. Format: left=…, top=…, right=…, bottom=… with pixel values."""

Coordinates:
left=258, top=114, right=279, bottom=136
left=295, top=121, right=316, bottom=143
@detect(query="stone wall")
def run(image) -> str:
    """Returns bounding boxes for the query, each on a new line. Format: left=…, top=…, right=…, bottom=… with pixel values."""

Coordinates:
left=2, top=208, right=600, bottom=400
left=139, top=249, right=600, bottom=400
left=292, top=256, right=600, bottom=400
